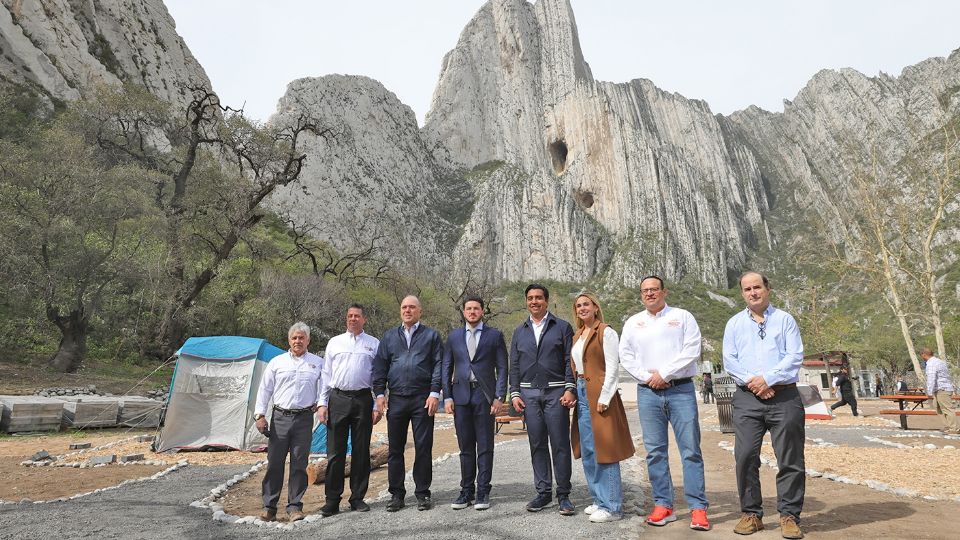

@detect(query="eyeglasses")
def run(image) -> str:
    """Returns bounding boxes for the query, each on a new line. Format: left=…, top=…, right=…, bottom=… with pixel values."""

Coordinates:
left=640, top=287, right=661, bottom=294
left=757, top=319, right=766, bottom=340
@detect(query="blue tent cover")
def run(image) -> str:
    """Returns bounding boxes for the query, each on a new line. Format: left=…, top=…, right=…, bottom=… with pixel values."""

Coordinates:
left=177, top=336, right=285, bottom=361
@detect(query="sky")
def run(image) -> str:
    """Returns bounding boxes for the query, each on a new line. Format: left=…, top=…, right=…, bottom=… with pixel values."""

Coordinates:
left=164, top=1, right=960, bottom=125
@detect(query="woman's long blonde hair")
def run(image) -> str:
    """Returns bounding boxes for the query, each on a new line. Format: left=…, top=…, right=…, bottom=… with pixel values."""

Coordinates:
left=572, top=292, right=605, bottom=331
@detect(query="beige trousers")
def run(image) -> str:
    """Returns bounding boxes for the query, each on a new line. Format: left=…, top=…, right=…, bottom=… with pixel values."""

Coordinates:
left=933, top=390, right=959, bottom=431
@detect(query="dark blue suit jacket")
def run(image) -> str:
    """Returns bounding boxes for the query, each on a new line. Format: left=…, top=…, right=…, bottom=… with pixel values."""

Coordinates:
left=442, top=325, right=508, bottom=405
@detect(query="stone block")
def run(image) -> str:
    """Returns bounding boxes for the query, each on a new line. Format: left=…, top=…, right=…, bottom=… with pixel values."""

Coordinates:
left=30, top=450, right=51, bottom=461
left=136, top=435, right=155, bottom=443
left=89, top=454, right=116, bottom=465
left=69, top=442, right=92, bottom=450
left=120, top=453, right=144, bottom=463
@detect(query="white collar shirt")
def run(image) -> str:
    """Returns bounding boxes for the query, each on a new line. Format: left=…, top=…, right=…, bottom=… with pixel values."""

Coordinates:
left=530, top=313, right=550, bottom=345
left=318, top=331, right=380, bottom=406
left=926, top=356, right=955, bottom=395
left=618, top=305, right=701, bottom=383
left=255, top=350, right=323, bottom=416
left=403, top=321, right=420, bottom=348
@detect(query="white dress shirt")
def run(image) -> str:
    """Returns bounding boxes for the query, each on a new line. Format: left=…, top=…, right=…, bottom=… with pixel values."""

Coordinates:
left=255, top=350, right=324, bottom=416
left=530, top=313, right=549, bottom=345
left=572, top=326, right=622, bottom=406
left=403, top=321, right=420, bottom=347
left=319, top=331, right=380, bottom=407
left=619, top=304, right=701, bottom=383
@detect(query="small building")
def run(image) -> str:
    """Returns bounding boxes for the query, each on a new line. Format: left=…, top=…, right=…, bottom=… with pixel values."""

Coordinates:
left=799, top=351, right=884, bottom=398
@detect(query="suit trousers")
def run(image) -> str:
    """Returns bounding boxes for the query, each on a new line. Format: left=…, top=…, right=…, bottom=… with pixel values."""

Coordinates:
left=325, top=388, right=374, bottom=504
left=453, top=384, right=496, bottom=497
left=520, top=386, right=572, bottom=497
left=733, top=385, right=806, bottom=521
left=262, top=409, right=313, bottom=512
left=386, top=392, right=435, bottom=499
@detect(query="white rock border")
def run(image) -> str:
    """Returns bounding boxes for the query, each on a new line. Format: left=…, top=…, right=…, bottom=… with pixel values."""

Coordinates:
left=716, top=440, right=960, bottom=504
left=0, top=459, right=189, bottom=505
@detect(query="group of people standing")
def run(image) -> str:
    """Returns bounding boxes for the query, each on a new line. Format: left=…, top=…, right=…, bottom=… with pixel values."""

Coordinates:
left=251, top=271, right=808, bottom=539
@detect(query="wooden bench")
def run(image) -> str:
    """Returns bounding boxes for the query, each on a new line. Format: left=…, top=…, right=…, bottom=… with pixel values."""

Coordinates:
left=495, top=414, right=525, bottom=434
left=879, top=408, right=960, bottom=430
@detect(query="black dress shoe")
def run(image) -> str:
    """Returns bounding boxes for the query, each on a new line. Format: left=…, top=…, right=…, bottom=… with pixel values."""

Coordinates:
left=386, top=497, right=405, bottom=512
left=320, top=502, right=340, bottom=517
left=451, top=491, right=474, bottom=510
left=417, top=496, right=432, bottom=511
left=350, top=500, right=370, bottom=512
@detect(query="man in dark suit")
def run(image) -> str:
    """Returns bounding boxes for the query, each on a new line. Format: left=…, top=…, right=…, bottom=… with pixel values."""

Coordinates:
left=510, top=283, right=577, bottom=515
left=373, top=295, right=444, bottom=512
left=443, top=296, right=508, bottom=511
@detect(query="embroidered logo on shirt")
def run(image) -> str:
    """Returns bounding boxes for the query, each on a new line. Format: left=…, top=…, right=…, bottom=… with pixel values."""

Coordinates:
left=636, top=321, right=647, bottom=328
left=667, top=320, right=681, bottom=327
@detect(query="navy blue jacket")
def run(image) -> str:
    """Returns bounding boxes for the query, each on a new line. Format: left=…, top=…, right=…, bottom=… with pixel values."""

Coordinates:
left=372, top=324, right=444, bottom=397
left=442, top=325, right=508, bottom=405
left=509, top=313, right=574, bottom=399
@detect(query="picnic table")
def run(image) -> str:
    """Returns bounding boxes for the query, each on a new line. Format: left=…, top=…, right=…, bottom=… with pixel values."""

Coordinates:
left=879, top=393, right=960, bottom=429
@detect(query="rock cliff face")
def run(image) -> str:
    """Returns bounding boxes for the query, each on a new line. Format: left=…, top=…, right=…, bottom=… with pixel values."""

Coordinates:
left=0, top=0, right=209, bottom=109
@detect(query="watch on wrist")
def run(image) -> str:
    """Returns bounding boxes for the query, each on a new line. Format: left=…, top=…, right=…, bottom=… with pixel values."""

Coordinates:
left=254, top=414, right=264, bottom=420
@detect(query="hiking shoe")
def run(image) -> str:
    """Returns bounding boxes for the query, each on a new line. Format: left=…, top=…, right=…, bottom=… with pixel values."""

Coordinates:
left=259, top=508, right=277, bottom=522
left=690, top=508, right=711, bottom=531
left=287, top=510, right=305, bottom=522
left=475, top=493, right=490, bottom=510
left=584, top=503, right=599, bottom=515
left=451, top=492, right=474, bottom=510
left=349, top=500, right=370, bottom=512
left=320, top=502, right=339, bottom=517
left=780, top=515, right=804, bottom=539
left=386, top=497, right=405, bottom=512
left=589, top=509, right=621, bottom=523
left=417, top=496, right=432, bottom=511
left=558, top=496, right=575, bottom=516
left=526, top=493, right=553, bottom=512
left=734, top=513, right=764, bottom=535
left=646, top=505, right=676, bottom=526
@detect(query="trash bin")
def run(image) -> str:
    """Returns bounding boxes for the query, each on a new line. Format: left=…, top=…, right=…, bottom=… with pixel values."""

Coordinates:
left=713, top=374, right=737, bottom=433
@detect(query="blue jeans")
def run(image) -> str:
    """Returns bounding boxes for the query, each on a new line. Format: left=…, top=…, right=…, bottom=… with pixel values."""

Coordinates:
left=576, top=380, right=623, bottom=513
left=637, top=381, right=707, bottom=510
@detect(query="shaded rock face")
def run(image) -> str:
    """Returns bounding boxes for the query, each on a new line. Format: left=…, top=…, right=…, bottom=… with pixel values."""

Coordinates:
left=0, top=0, right=209, bottom=108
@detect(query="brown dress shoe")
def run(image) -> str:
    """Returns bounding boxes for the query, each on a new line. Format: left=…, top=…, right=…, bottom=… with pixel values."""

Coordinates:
left=780, top=515, right=804, bottom=539
left=734, top=513, right=764, bottom=535
left=259, top=509, right=277, bottom=522
left=287, top=509, right=306, bottom=522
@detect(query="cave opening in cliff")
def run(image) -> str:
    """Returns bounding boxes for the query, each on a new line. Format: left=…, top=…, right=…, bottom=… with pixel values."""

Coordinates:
left=549, top=139, right=568, bottom=175
left=574, top=189, right=594, bottom=208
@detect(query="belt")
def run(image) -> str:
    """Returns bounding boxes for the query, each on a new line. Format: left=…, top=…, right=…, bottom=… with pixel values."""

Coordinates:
left=640, top=377, right=692, bottom=389
left=737, top=382, right=796, bottom=392
left=273, top=405, right=314, bottom=415
left=333, top=388, right=372, bottom=397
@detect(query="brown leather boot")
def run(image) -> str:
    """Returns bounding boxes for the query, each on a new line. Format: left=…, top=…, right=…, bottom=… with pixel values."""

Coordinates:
left=780, top=515, right=804, bottom=539
left=733, top=513, right=764, bottom=535
left=259, top=508, right=277, bottom=522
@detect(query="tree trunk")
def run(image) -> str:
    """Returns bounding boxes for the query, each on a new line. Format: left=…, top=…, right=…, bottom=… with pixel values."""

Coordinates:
left=46, top=307, right=89, bottom=373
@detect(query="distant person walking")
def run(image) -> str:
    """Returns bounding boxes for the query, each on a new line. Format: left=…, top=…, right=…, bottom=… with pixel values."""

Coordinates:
left=701, top=373, right=714, bottom=404
left=723, top=272, right=805, bottom=539
left=922, top=348, right=959, bottom=434
left=874, top=375, right=883, bottom=398
left=829, top=367, right=858, bottom=416
left=254, top=322, right=324, bottom=523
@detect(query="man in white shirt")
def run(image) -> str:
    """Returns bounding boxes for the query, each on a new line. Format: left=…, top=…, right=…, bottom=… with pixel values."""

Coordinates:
left=254, top=321, right=324, bottom=523
left=317, top=304, right=382, bottom=516
left=923, top=348, right=959, bottom=433
left=619, top=275, right=710, bottom=531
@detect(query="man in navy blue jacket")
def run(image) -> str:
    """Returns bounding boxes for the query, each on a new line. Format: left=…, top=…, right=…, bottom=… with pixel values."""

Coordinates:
left=443, top=296, right=508, bottom=511
left=373, top=295, right=444, bottom=512
left=510, top=283, right=577, bottom=515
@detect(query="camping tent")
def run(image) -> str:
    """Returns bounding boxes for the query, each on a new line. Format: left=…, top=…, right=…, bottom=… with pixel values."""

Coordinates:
left=155, top=336, right=284, bottom=452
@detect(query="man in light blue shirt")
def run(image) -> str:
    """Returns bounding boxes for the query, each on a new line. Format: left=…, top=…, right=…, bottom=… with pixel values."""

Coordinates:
left=922, top=348, right=959, bottom=433
left=722, top=272, right=805, bottom=539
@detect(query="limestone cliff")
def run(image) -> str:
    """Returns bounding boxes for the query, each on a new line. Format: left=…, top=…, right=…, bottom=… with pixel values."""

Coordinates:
left=0, top=0, right=209, bottom=109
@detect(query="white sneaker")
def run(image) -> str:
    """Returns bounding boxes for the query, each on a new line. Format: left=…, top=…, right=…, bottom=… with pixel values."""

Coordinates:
left=584, top=504, right=599, bottom=515
left=589, top=509, right=621, bottom=523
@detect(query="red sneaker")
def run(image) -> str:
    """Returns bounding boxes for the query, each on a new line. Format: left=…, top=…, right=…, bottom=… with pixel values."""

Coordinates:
left=646, top=505, right=677, bottom=526
left=690, top=508, right=711, bottom=531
